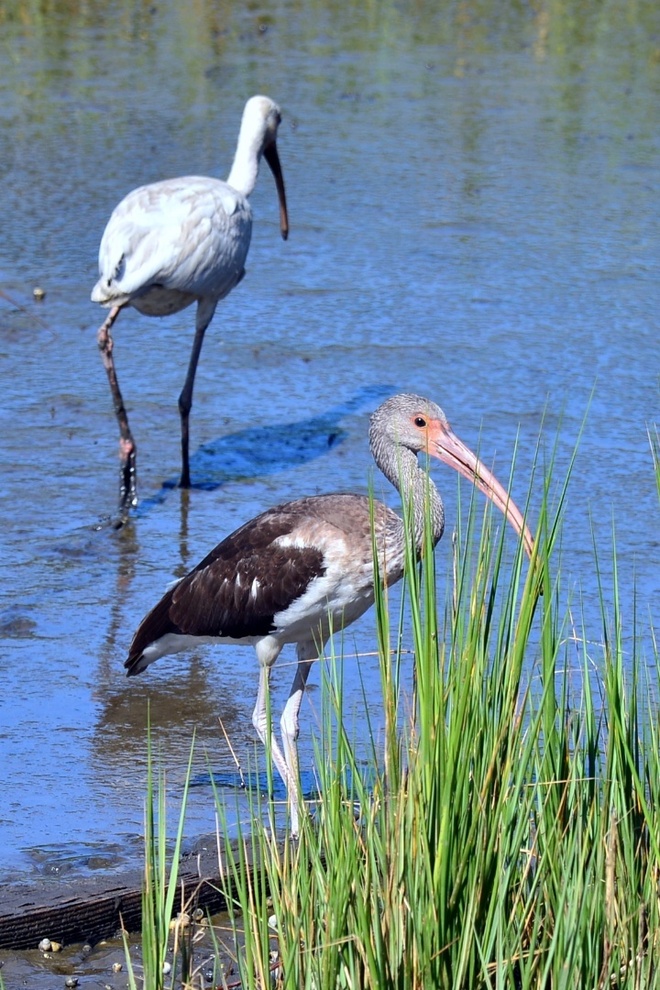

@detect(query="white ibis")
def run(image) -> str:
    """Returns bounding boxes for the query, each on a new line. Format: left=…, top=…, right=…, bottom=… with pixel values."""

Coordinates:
left=91, top=95, right=289, bottom=517
left=125, top=393, right=535, bottom=834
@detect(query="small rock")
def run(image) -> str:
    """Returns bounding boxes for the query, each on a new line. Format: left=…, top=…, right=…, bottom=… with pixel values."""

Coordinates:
left=64, top=979, right=79, bottom=989
left=38, top=938, right=51, bottom=952
left=33, top=287, right=46, bottom=301
left=50, top=941, right=62, bottom=952
left=112, top=961, right=122, bottom=972
left=163, top=961, right=172, bottom=975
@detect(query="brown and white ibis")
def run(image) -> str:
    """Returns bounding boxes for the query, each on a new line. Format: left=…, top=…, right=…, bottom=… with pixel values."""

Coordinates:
left=91, top=95, right=289, bottom=517
left=125, top=393, right=534, bottom=834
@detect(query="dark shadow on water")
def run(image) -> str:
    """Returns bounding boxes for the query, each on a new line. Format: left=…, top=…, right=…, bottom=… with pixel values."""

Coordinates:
left=134, top=383, right=395, bottom=516
left=191, top=766, right=378, bottom=802
left=191, top=769, right=317, bottom=800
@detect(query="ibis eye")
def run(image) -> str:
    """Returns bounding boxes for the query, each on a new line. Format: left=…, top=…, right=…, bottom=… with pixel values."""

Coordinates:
left=414, top=416, right=427, bottom=428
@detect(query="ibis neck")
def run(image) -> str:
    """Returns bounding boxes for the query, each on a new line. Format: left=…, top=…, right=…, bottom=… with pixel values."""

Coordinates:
left=379, top=444, right=445, bottom=549
left=226, top=128, right=262, bottom=197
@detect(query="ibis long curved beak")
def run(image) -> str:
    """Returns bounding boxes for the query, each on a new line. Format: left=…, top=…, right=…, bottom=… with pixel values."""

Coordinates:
left=264, top=141, right=289, bottom=240
left=429, top=418, right=535, bottom=559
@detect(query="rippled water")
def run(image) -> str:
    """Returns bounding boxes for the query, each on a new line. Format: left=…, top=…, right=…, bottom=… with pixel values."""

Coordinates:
left=0, top=0, right=658, bottom=887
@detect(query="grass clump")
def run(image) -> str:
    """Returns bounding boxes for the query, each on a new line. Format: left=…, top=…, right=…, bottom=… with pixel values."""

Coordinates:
left=213, top=437, right=660, bottom=989
left=129, top=426, right=660, bottom=987
left=124, top=730, right=196, bottom=990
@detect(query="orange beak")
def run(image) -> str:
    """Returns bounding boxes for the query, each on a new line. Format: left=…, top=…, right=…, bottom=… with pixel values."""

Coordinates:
left=428, top=417, right=535, bottom=559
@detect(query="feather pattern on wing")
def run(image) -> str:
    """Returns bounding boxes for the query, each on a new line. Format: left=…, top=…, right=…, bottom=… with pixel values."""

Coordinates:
left=126, top=500, right=329, bottom=660
left=93, top=177, right=251, bottom=312
left=125, top=492, right=403, bottom=672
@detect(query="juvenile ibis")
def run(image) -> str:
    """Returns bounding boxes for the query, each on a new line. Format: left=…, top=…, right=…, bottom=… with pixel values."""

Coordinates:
left=91, top=95, right=289, bottom=516
left=126, top=393, right=534, bottom=834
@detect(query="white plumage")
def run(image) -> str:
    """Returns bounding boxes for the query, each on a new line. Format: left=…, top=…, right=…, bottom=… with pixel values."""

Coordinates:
left=92, top=95, right=289, bottom=516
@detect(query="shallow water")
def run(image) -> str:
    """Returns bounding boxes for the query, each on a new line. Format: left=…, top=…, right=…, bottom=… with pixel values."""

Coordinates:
left=1, top=0, right=659, bottom=901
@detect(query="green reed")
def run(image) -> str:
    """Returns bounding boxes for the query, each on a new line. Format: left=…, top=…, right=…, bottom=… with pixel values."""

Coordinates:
left=124, top=728, right=195, bottom=990
left=144, top=421, right=660, bottom=988
left=215, top=426, right=659, bottom=988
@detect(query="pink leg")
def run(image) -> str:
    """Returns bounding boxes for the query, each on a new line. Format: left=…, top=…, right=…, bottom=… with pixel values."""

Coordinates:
left=252, top=664, right=301, bottom=831
left=280, top=645, right=317, bottom=831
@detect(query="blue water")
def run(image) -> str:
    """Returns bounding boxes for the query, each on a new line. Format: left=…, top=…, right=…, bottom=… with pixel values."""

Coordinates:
left=0, top=0, right=658, bottom=883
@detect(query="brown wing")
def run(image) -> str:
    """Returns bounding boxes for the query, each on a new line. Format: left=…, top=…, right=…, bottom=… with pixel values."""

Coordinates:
left=126, top=502, right=327, bottom=664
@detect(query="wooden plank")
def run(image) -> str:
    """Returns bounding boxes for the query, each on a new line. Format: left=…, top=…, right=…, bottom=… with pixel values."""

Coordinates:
left=0, top=846, right=231, bottom=950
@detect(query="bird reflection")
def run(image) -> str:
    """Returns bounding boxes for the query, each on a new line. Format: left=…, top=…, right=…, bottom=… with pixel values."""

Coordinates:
left=95, top=521, right=139, bottom=692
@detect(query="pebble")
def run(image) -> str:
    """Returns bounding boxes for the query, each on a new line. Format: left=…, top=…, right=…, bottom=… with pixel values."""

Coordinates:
left=33, top=287, right=46, bottom=301
left=38, top=937, right=51, bottom=951
left=64, top=979, right=79, bottom=988
left=163, top=961, right=172, bottom=974
left=112, top=961, right=122, bottom=972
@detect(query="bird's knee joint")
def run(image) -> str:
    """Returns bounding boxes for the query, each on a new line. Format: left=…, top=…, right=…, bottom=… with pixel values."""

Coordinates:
left=280, top=711, right=299, bottom=743
left=98, top=330, right=113, bottom=354
left=252, top=708, right=270, bottom=743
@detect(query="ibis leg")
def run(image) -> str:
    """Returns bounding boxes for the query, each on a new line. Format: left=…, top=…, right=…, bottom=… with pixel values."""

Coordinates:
left=280, top=647, right=316, bottom=831
left=252, top=663, right=302, bottom=834
left=178, top=299, right=217, bottom=489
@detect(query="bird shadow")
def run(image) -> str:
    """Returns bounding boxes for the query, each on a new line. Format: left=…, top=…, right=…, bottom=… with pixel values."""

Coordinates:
left=191, top=769, right=316, bottom=800
left=190, top=765, right=378, bottom=802
left=135, top=383, right=395, bottom=516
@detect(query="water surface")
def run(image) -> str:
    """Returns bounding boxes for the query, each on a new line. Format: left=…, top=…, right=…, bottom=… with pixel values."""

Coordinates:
left=0, top=0, right=658, bottom=886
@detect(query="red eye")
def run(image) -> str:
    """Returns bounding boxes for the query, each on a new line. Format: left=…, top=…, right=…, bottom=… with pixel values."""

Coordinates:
left=414, top=416, right=427, bottom=428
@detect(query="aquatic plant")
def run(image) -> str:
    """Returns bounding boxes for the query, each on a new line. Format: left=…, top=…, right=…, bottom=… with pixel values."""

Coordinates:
left=132, top=417, right=660, bottom=988
left=123, top=728, right=195, bottom=990
left=212, top=426, right=660, bottom=988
